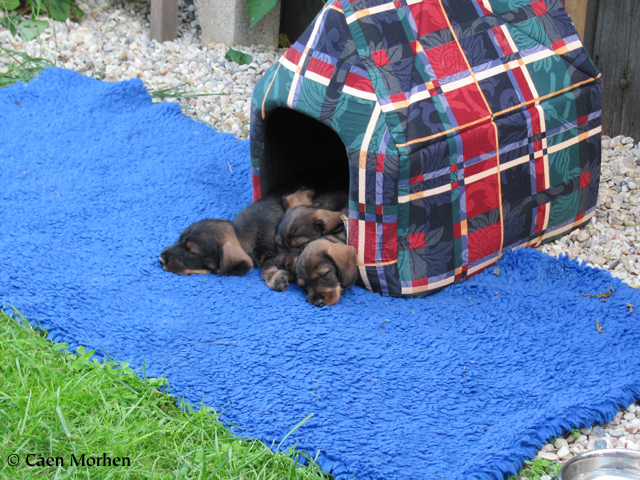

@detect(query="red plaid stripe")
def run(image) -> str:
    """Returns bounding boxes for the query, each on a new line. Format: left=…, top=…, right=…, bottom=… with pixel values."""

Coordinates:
left=307, top=57, right=336, bottom=79
left=409, top=0, right=448, bottom=37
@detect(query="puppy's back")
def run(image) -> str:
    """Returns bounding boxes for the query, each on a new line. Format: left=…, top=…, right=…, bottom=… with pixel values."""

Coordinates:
left=313, top=190, right=348, bottom=212
left=232, top=192, right=286, bottom=263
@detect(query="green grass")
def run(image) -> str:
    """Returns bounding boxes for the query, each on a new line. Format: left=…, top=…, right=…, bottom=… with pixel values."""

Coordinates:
left=0, top=48, right=53, bottom=88
left=0, top=308, right=569, bottom=480
left=0, top=309, right=330, bottom=480
left=506, top=458, right=562, bottom=480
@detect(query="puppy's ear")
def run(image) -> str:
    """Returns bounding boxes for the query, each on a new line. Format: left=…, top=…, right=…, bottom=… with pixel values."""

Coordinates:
left=325, top=243, right=358, bottom=289
left=283, top=189, right=315, bottom=210
left=185, top=241, right=202, bottom=255
left=314, top=209, right=344, bottom=235
left=219, top=242, right=254, bottom=276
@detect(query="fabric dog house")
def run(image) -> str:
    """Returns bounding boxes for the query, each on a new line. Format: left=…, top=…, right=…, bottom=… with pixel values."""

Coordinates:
left=250, top=0, right=602, bottom=298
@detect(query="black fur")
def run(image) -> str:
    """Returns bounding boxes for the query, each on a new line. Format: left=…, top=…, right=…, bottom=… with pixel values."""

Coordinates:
left=159, top=192, right=290, bottom=290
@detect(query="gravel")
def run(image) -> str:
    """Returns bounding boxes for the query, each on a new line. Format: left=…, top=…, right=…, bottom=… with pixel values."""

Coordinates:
left=1, top=0, right=639, bottom=474
left=1, top=0, right=281, bottom=139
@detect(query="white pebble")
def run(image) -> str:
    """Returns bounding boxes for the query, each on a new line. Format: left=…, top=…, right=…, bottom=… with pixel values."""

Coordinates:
left=538, top=452, right=559, bottom=461
left=557, top=445, right=571, bottom=459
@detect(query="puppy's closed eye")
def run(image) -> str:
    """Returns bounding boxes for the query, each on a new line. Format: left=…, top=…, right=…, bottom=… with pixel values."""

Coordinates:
left=317, top=268, right=332, bottom=277
left=291, top=237, right=308, bottom=249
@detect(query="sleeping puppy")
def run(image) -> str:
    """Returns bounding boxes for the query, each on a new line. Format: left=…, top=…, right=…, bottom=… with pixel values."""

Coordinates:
left=295, top=235, right=358, bottom=307
left=159, top=193, right=290, bottom=291
left=275, top=189, right=348, bottom=278
left=282, top=188, right=348, bottom=212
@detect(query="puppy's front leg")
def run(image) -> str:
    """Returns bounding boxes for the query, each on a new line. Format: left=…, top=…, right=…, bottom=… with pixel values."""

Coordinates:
left=261, top=259, right=289, bottom=292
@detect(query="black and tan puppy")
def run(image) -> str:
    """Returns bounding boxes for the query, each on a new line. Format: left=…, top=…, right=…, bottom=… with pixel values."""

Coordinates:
left=281, top=188, right=348, bottom=212
left=296, top=236, right=358, bottom=307
left=159, top=193, right=289, bottom=291
left=275, top=189, right=349, bottom=278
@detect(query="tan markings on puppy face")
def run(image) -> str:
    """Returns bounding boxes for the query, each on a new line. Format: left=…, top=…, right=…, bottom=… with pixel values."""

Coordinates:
left=283, top=189, right=315, bottom=210
left=313, top=209, right=345, bottom=235
left=290, top=236, right=308, bottom=248
left=176, top=268, right=211, bottom=275
left=160, top=253, right=197, bottom=275
left=316, top=285, right=342, bottom=306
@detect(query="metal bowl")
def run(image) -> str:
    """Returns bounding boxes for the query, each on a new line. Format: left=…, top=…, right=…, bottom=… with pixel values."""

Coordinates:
left=558, top=449, right=640, bottom=480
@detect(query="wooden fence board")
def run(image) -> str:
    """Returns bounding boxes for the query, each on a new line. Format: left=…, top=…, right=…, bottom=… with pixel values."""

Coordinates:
left=150, top=0, right=178, bottom=42
left=591, top=0, right=637, bottom=137
left=564, top=0, right=589, bottom=38
left=619, top=1, right=640, bottom=139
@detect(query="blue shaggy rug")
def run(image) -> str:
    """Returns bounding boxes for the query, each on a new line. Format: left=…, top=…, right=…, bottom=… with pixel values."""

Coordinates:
left=1, top=68, right=639, bottom=480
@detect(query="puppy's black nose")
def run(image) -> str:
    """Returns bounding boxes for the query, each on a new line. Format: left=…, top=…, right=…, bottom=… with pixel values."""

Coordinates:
left=158, top=256, right=166, bottom=266
left=313, top=297, right=325, bottom=307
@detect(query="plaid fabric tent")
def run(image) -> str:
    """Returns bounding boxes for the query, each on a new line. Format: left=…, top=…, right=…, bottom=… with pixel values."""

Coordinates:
left=250, top=0, right=602, bottom=298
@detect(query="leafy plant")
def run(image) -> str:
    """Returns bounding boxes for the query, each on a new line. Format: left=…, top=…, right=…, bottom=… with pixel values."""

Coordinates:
left=225, top=46, right=253, bottom=65
left=16, top=18, right=50, bottom=40
left=0, top=48, right=53, bottom=88
left=279, top=32, right=291, bottom=48
left=506, top=458, right=563, bottom=480
left=0, top=0, right=20, bottom=9
left=0, top=0, right=84, bottom=41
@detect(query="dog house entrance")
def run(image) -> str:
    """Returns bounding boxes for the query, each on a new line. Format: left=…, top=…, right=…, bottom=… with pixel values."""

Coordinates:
left=259, top=107, right=350, bottom=196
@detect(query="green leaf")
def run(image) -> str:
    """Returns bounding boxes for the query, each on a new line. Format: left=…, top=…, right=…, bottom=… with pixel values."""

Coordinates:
left=47, top=0, right=71, bottom=21
left=56, top=405, right=72, bottom=436
left=0, top=11, right=20, bottom=35
left=0, top=0, right=20, bottom=11
left=246, top=0, right=277, bottom=28
left=71, top=1, right=85, bottom=19
left=225, top=47, right=253, bottom=66
left=17, top=19, right=49, bottom=41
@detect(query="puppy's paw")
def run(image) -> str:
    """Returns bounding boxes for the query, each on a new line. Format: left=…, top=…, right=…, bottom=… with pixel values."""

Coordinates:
left=262, top=267, right=290, bottom=291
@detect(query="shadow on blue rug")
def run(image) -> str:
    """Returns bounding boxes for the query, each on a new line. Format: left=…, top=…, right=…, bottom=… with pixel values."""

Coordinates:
left=1, top=68, right=639, bottom=480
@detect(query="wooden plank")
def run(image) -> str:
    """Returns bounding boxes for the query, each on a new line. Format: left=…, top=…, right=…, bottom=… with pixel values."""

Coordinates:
left=581, top=0, right=599, bottom=58
left=150, top=0, right=178, bottom=43
left=619, top=1, right=640, bottom=139
left=591, top=0, right=633, bottom=136
left=564, top=0, right=588, bottom=39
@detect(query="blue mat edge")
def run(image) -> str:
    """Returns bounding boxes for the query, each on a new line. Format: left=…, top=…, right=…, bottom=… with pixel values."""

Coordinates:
left=4, top=250, right=640, bottom=480
left=2, top=68, right=639, bottom=479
